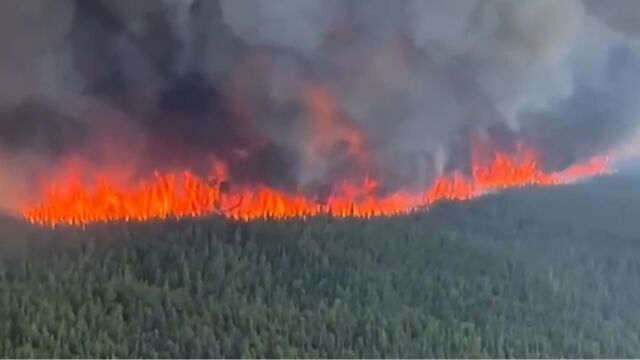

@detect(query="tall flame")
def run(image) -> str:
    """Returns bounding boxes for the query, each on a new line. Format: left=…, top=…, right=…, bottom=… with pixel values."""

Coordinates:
left=22, top=148, right=610, bottom=227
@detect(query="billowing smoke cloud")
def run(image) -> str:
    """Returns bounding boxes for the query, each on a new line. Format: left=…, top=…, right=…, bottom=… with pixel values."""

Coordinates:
left=0, top=0, right=638, bottom=204
left=583, top=0, right=640, bottom=35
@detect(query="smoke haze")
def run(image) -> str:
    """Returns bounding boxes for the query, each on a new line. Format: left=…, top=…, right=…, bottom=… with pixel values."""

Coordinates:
left=0, top=0, right=638, bottom=209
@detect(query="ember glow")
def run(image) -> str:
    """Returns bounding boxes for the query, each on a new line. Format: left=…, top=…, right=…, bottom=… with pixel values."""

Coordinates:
left=22, top=149, right=610, bottom=227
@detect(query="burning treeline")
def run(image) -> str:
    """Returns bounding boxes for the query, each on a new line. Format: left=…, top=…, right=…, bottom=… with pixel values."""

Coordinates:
left=22, top=148, right=609, bottom=226
left=20, top=83, right=610, bottom=226
left=0, top=0, right=637, bottom=226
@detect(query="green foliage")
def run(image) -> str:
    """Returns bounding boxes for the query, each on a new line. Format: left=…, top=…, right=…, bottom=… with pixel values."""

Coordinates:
left=1, top=176, right=640, bottom=358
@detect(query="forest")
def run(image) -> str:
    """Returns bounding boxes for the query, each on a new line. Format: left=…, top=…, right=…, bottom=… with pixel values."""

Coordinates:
left=1, top=175, right=640, bottom=358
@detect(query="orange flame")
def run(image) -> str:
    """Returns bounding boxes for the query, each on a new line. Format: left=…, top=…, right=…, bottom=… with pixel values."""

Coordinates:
left=21, top=148, right=611, bottom=227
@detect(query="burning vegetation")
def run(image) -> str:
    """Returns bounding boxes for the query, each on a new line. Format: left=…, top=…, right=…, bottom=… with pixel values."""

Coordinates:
left=0, top=0, right=634, bottom=226
left=22, top=142, right=610, bottom=226
left=18, top=78, right=611, bottom=227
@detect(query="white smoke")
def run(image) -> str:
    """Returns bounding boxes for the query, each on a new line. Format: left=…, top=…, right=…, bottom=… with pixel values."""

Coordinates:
left=220, top=0, right=341, bottom=54
left=0, top=0, right=639, bottom=193
left=0, top=0, right=74, bottom=107
left=405, top=0, right=586, bottom=128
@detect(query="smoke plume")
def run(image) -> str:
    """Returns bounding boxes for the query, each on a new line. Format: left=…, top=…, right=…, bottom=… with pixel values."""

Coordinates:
left=0, top=0, right=638, bottom=209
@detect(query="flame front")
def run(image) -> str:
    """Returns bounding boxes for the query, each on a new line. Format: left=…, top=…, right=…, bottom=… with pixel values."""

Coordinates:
left=22, top=149, right=611, bottom=227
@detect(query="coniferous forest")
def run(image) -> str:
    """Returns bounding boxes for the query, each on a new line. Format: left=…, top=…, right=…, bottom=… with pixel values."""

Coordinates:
left=1, top=176, right=640, bottom=358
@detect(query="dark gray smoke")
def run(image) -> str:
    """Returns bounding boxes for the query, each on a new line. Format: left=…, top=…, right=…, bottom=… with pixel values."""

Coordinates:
left=0, top=0, right=638, bottom=205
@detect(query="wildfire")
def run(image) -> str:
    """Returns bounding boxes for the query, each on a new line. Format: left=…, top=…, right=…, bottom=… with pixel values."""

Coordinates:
left=22, top=149, right=611, bottom=227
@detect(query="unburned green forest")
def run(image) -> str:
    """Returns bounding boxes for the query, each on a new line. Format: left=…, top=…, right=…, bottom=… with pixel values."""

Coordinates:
left=1, top=176, right=640, bottom=358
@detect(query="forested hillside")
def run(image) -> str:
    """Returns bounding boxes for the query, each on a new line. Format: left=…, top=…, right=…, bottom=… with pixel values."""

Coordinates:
left=1, top=176, right=640, bottom=358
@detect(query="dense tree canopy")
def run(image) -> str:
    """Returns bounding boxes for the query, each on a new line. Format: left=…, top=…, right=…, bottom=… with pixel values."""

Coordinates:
left=1, top=176, right=640, bottom=358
